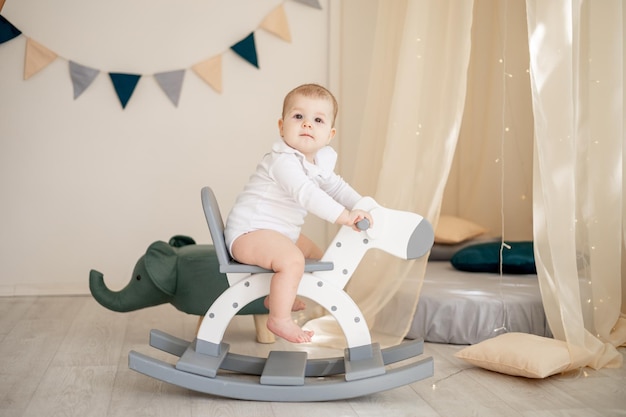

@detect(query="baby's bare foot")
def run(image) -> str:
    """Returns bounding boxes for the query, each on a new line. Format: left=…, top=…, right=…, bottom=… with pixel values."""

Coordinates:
left=267, top=317, right=314, bottom=343
left=264, top=296, right=306, bottom=312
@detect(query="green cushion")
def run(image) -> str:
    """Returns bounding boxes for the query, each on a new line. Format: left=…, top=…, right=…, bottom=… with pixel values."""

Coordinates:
left=450, top=241, right=536, bottom=274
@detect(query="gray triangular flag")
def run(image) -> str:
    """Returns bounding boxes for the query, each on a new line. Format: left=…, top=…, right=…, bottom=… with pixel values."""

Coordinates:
left=292, top=0, right=322, bottom=9
left=69, top=61, right=99, bottom=99
left=154, top=69, right=185, bottom=107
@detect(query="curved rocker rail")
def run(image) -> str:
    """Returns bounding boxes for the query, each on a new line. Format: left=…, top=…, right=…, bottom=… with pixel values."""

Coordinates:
left=129, top=351, right=434, bottom=402
left=129, top=329, right=434, bottom=401
left=146, top=329, right=429, bottom=377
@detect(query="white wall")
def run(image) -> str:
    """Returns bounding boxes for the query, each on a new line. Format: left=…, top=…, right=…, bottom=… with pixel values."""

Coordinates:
left=0, top=0, right=335, bottom=295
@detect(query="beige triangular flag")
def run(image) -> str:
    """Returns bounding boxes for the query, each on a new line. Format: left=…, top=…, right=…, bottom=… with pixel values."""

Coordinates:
left=24, top=38, right=58, bottom=80
left=192, top=55, right=222, bottom=93
left=260, top=5, right=291, bottom=42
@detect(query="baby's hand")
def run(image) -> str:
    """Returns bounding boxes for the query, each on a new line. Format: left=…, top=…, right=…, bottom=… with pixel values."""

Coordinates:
left=336, top=209, right=373, bottom=231
left=347, top=209, right=373, bottom=232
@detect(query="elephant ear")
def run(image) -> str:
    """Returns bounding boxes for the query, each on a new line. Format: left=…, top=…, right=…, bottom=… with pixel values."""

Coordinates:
left=145, top=241, right=177, bottom=296
left=168, top=235, right=196, bottom=247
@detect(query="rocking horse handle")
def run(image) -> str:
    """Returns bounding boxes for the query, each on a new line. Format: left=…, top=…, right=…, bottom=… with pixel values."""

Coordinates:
left=356, top=218, right=370, bottom=231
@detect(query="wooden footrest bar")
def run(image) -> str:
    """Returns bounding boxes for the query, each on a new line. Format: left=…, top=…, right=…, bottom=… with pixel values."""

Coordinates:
left=260, top=351, right=308, bottom=386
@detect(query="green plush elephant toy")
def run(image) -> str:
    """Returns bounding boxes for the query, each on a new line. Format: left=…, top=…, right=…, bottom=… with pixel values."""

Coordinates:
left=89, top=236, right=270, bottom=339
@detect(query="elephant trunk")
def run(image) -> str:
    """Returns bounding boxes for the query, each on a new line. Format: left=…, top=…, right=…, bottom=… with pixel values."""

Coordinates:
left=89, top=269, right=170, bottom=312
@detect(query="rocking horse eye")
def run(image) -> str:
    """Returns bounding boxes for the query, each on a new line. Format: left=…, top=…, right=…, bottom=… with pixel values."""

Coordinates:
left=135, top=275, right=141, bottom=281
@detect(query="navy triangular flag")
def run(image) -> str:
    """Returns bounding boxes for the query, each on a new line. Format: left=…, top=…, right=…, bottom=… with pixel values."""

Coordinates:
left=69, top=61, right=99, bottom=99
left=0, top=15, right=21, bottom=44
left=231, top=32, right=258, bottom=69
left=109, top=72, right=141, bottom=109
left=154, top=69, right=185, bottom=107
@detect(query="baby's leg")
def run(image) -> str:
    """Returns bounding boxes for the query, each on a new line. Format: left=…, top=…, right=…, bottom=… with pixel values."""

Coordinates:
left=263, top=234, right=323, bottom=312
left=255, top=232, right=325, bottom=312
left=263, top=295, right=305, bottom=312
left=231, top=230, right=313, bottom=343
left=296, top=234, right=324, bottom=259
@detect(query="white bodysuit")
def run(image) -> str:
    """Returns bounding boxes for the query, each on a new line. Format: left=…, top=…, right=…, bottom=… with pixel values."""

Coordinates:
left=224, top=140, right=362, bottom=255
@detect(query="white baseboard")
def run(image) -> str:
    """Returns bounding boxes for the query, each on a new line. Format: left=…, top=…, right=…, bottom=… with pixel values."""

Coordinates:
left=0, top=283, right=90, bottom=297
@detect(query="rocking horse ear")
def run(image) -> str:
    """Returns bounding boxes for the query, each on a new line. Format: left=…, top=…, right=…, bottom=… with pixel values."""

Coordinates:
left=145, top=241, right=177, bottom=296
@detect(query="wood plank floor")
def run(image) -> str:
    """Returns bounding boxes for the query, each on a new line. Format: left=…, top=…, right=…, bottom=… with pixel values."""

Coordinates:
left=1, top=295, right=624, bottom=417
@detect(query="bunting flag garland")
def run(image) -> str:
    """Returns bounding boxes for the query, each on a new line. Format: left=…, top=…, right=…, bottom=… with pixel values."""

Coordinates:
left=0, top=0, right=321, bottom=109
left=192, top=55, right=222, bottom=93
left=109, top=73, right=141, bottom=109
left=154, top=69, right=185, bottom=107
left=24, top=38, right=57, bottom=80
left=260, top=5, right=292, bottom=42
left=230, top=33, right=258, bottom=69
left=0, top=14, right=20, bottom=43
left=293, top=0, right=322, bottom=9
left=69, top=61, right=99, bottom=99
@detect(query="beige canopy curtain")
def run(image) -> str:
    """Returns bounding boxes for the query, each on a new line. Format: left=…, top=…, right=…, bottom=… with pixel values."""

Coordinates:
left=526, top=0, right=625, bottom=370
left=307, top=0, right=624, bottom=375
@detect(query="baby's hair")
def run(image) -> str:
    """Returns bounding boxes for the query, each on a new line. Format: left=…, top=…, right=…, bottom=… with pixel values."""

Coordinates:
left=282, top=83, right=338, bottom=127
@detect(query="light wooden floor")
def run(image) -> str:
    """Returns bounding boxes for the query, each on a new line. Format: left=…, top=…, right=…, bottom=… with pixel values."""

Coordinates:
left=1, top=295, right=625, bottom=417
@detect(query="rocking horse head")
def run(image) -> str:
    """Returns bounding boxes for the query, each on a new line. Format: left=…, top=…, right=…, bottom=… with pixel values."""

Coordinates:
left=361, top=197, right=434, bottom=260
left=318, top=196, right=434, bottom=289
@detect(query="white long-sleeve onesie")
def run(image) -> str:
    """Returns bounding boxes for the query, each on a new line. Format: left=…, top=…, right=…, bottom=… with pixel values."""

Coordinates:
left=224, top=140, right=362, bottom=255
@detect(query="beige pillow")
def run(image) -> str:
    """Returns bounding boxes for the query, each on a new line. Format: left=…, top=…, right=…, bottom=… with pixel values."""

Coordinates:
left=454, top=333, right=573, bottom=378
left=435, top=215, right=487, bottom=244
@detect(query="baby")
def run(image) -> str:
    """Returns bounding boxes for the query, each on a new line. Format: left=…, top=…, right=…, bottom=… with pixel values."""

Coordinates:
left=224, top=83, right=372, bottom=343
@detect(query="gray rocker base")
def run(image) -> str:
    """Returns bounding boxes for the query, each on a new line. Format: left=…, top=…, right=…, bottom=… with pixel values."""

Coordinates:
left=128, top=329, right=434, bottom=402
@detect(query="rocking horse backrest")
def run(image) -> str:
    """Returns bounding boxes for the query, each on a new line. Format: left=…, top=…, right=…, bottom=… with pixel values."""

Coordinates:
left=200, top=187, right=232, bottom=270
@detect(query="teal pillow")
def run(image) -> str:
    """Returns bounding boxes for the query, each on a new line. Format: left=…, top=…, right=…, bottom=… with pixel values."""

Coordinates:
left=450, top=241, right=536, bottom=274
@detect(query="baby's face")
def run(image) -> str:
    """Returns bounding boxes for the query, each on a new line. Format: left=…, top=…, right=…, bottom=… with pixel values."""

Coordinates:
left=279, top=95, right=336, bottom=163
